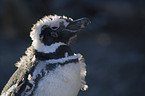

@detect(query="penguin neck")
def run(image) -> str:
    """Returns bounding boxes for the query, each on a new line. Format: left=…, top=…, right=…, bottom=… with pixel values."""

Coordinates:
left=34, top=42, right=74, bottom=60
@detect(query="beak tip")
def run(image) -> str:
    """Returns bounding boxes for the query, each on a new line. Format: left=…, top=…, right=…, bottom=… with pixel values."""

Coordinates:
left=66, top=17, right=91, bottom=31
left=81, top=18, right=91, bottom=27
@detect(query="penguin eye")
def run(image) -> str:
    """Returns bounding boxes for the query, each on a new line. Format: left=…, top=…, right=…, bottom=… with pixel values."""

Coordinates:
left=51, top=27, right=58, bottom=30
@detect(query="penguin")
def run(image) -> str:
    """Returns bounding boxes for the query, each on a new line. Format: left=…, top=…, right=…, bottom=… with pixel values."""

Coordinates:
left=1, top=15, right=90, bottom=96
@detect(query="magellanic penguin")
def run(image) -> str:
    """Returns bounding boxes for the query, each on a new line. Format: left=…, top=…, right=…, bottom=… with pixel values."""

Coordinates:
left=1, top=15, right=90, bottom=96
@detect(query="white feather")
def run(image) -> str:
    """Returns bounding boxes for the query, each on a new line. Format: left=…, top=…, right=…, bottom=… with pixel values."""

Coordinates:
left=33, top=62, right=81, bottom=96
left=1, top=84, right=18, bottom=96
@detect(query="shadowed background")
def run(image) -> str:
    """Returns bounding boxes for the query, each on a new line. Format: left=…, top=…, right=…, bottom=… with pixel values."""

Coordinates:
left=0, top=0, right=145, bottom=96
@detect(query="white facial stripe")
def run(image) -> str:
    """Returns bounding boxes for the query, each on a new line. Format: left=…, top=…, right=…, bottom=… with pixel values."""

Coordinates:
left=30, top=15, right=72, bottom=42
left=1, top=84, right=18, bottom=96
left=33, top=42, right=66, bottom=53
left=45, top=53, right=81, bottom=64
left=30, top=15, right=74, bottom=53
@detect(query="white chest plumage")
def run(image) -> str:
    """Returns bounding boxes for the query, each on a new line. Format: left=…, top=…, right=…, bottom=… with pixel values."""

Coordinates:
left=21, top=54, right=85, bottom=96
left=33, top=62, right=81, bottom=96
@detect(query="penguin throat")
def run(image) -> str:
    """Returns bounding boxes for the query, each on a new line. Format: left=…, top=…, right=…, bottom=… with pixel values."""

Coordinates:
left=35, top=45, right=74, bottom=60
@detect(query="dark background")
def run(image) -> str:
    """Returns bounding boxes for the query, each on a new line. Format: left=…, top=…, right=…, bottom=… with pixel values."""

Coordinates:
left=0, top=0, right=145, bottom=96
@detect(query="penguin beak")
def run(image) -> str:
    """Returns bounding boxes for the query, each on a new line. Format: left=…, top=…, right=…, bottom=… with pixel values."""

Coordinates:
left=65, top=18, right=91, bottom=31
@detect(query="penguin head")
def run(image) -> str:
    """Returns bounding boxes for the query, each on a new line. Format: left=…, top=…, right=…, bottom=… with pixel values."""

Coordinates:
left=30, top=15, right=90, bottom=47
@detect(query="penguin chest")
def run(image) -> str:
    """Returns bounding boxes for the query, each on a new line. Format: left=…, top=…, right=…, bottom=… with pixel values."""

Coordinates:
left=33, top=62, right=81, bottom=96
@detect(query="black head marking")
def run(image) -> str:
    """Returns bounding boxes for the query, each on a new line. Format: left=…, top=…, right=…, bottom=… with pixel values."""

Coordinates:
left=39, top=22, right=65, bottom=45
left=40, top=25, right=53, bottom=45
left=39, top=17, right=90, bottom=46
